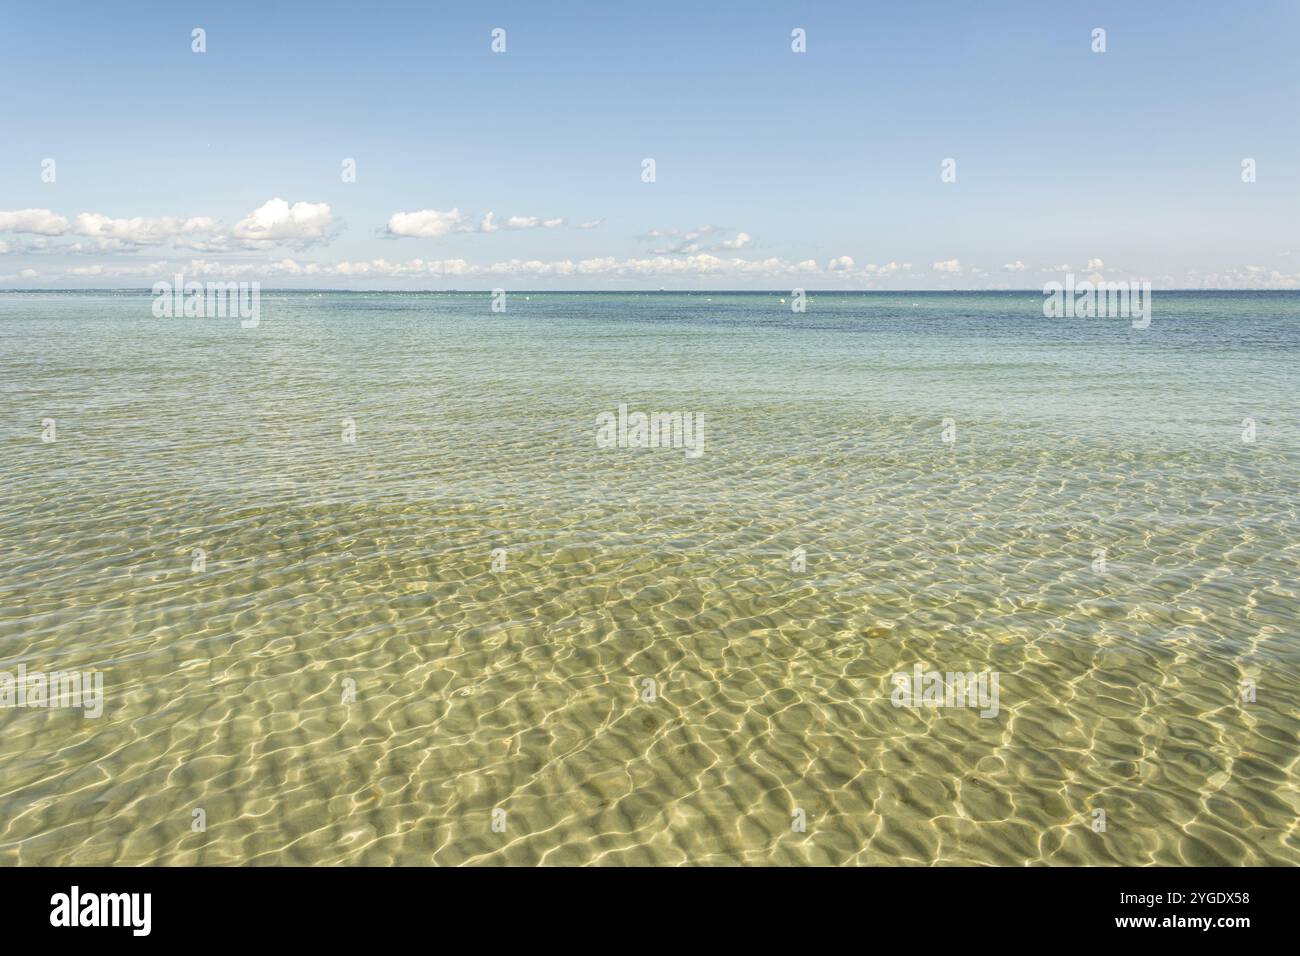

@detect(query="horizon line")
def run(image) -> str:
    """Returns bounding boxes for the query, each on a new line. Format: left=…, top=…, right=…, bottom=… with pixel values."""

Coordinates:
left=2, top=287, right=1297, bottom=295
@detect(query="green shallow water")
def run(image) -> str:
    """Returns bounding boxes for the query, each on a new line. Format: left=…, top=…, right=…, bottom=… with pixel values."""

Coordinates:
left=0, top=290, right=1297, bottom=865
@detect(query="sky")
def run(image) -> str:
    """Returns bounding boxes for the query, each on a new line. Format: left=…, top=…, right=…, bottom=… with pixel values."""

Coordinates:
left=2, top=0, right=1298, bottom=290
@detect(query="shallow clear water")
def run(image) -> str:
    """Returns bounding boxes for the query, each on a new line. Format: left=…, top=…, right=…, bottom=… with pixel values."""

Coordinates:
left=1, top=290, right=1296, bottom=865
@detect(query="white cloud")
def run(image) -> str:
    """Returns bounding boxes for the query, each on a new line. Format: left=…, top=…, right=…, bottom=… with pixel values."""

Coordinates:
left=865, top=261, right=908, bottom=276
left=234, top=198, right=336, bottom=243
left=577, top=219, right=603, bottom=229
left=827, top=255, right=855, bottom=271
left=641, top=224, right=738, bottom=255
left=1087, top=257, right=1104, bottom=270
left=21, top=252, right=1300, bottom=290
left=384, top=207, right=467, bottom=239
left=640, top=225, right=719, bottom=242
left=392, top=208, right=566, bottom=237
left=1002, top=260, right=1026, bottom=272
left=35, top=253, right=878, bottom=283
left=502, top=215, right=539, bottom=230
left=932, top=258, right=962, bottom=272
left=720, top=232, right=752, bottom=250
left=0, top=209, right=71, bottom=235
left=73, top=213, right=220, bottom=245
left=2, top=202, right=336, bottom=250
left=490, top=213, right=563, bottom=231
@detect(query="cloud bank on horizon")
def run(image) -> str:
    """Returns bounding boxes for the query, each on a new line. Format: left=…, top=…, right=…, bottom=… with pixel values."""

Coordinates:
left=2, top=1, right=1299, bottom=289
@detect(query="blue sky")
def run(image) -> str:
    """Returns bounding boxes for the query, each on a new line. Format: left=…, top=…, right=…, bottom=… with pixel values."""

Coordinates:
left=2, top=0, right=1298, bottom=288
